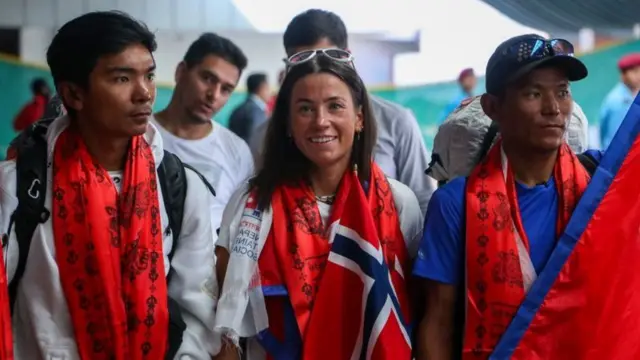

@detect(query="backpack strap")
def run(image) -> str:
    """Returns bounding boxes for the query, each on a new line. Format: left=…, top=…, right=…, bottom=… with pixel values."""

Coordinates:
left=8, top=119, right=53, bottom=311
left=183, top=163, right=216, bottom=197
left=156, top=150, right=215, bottom=360
left=157, top=151, right=187, bottom=263
left=474, top=121, right=499, bottom=166
left=157, top=151, right=215, bottom=260
left=577, top=152, right=598, bottom=176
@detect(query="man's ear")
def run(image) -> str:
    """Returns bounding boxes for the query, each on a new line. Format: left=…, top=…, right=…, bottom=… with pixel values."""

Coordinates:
left=175, top=61, right=187, bottom=84
left=58, top=82, right=85, bottom=113
left=480, top=93, right=500, bottom=124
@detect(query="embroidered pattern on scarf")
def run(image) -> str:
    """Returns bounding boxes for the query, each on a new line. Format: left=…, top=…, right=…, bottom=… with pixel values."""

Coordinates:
left=0, top=239, right=12, bottom=359
left=463, top=141, right=589, bottom=358
left=52, top=129, right=169, bottom=360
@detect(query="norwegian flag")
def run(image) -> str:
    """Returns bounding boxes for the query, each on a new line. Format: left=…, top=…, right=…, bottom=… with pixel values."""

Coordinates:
left=301, top=181, right=413, bottom=360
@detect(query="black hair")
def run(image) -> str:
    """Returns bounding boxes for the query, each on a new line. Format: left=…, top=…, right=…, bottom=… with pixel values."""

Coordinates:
left=30, top=78, right=49, bottom=95
left=184, top=33, right=248, bottom=73
left=250, top=56, right=377, bottom=210
left=283, top=9, right=348, bottom=55
left=46, top=11, right=156, bottom=89
left=247, top=73, right=268, bottom=95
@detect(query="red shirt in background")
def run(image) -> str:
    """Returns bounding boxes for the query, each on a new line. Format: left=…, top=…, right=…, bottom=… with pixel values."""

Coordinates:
left=266, top=94, right=277, bottom=115
left=13, top=94, right=48, bottom=132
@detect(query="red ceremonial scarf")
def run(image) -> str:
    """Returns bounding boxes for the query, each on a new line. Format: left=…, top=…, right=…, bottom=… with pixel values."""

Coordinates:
left=0, top=251, right=12, bottom=359
left=52, top=129, right=169, bottom=360
left=257, top=163, right=411, bottom=359
left=463, top=140, right=589, bottom=358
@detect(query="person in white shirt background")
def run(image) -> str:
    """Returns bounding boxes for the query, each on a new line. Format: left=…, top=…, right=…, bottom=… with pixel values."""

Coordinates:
left=1, top=11, right=217, bottom=358
left=153, top=33, right=255, bottom=245
left=251, top=9, right=437, bottom=216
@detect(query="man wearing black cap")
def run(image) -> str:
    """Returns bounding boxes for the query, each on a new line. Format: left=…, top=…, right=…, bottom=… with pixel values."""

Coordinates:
left=412, top=34, right=602, bottom=359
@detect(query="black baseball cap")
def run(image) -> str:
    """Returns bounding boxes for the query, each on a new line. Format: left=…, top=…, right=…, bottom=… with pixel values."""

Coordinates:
left=485, top=34, right=588, bottom=95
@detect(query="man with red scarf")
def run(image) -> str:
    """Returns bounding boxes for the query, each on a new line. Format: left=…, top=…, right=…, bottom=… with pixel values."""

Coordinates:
left=413, top=34, right=604, bottom=359
left=0, top=11, right=218, bottom=359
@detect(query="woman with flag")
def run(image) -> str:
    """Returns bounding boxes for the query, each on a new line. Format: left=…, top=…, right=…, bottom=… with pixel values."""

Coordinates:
left=213, top=49, right=423, bottom=360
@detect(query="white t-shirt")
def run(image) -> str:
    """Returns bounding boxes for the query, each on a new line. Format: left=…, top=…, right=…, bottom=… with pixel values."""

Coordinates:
left=152, top=117, right=255, bottom=244
left=108, top=171, right=123, bottom=192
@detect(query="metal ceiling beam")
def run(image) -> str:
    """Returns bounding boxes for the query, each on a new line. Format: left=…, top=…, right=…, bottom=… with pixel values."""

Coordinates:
left=480, top=0, right=640, bottom=33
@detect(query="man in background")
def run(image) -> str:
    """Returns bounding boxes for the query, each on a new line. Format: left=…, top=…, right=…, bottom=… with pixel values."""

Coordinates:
left=228, top=72, right=270, bottom=143
left=439, top=67, right=477, bottom=123
left=600, top=53, right=640, bottom=149
left=13, top=77, right=51, bottom=131
left=249, top=69, right=285, bottom=159
left=266, top=69, right=285, bottom=115
left=153, top=33, right=254, bottom=245
left=256, top=9, right=436, bottom=215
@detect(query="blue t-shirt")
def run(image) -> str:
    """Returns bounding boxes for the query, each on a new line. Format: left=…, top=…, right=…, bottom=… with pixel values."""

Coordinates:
left=600, top=83, right=635, bottom=150
left=413, top=150, right=603, bottom=285
left=438, top=89, right=475, bottom=124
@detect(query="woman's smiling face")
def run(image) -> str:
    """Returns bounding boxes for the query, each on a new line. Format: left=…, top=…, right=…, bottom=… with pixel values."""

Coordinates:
left=289, top=72, right=363, bottom=170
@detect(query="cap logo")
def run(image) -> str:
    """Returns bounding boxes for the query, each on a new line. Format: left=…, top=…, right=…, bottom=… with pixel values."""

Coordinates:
left=517, top=42, right=534, bottom=62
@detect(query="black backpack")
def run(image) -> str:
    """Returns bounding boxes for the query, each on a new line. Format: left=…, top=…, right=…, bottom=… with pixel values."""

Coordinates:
left=4, top=118, right=215, bottom=359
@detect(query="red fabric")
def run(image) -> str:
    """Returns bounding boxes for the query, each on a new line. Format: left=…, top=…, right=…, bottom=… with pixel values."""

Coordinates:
left=5, top=148, right=16, bottom=161
left=618, top=53, right=640, bottom=71
left=13, top=95, right=47, bottom=132
left=0, top=249, right=13, bottom=359
left=463, top=141, right=589, bottom=359
left=458, top=68, right=475, bottom=81
left=266, top=95, right=277, bottom=115
left=258, top=164, right=412, bottom=359
left=511, top=135, right=640, bottom=359
left=52, top=129, right=169, bottom=360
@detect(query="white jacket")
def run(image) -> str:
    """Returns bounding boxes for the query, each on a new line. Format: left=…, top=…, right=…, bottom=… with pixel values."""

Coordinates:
left=0, top=116, right=219, bottom=359
left=215, top=178, right=424, bottom=360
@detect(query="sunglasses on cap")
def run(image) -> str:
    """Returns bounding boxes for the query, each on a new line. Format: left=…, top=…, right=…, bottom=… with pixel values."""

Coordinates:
left=283, top=48, right=354, bottom=72
left=506, top=38, right=575, bottom=62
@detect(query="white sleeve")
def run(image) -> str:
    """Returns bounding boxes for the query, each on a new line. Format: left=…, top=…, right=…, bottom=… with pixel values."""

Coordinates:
left=217, top=183, right=250, bottom=251
left=237, top=142, right=255, bottom=183
left=0, top=161, right=19, bottom=283
left=169, top=168, right=220, bottom=358
left=389, top=179, right=423, bottom=258
left=215, top=143, right=253, bottom=250
left=392, top=108, right=437, bottom=217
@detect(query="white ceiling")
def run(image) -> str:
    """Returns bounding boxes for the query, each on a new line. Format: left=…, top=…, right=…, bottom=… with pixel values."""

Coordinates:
left=0, top=0, right=254, bottom=32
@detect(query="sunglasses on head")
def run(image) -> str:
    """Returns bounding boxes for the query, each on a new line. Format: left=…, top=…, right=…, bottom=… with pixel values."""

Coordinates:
left=506, top=38, right=575, bottom=62
left=283, top=48, right=354, bottom=72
